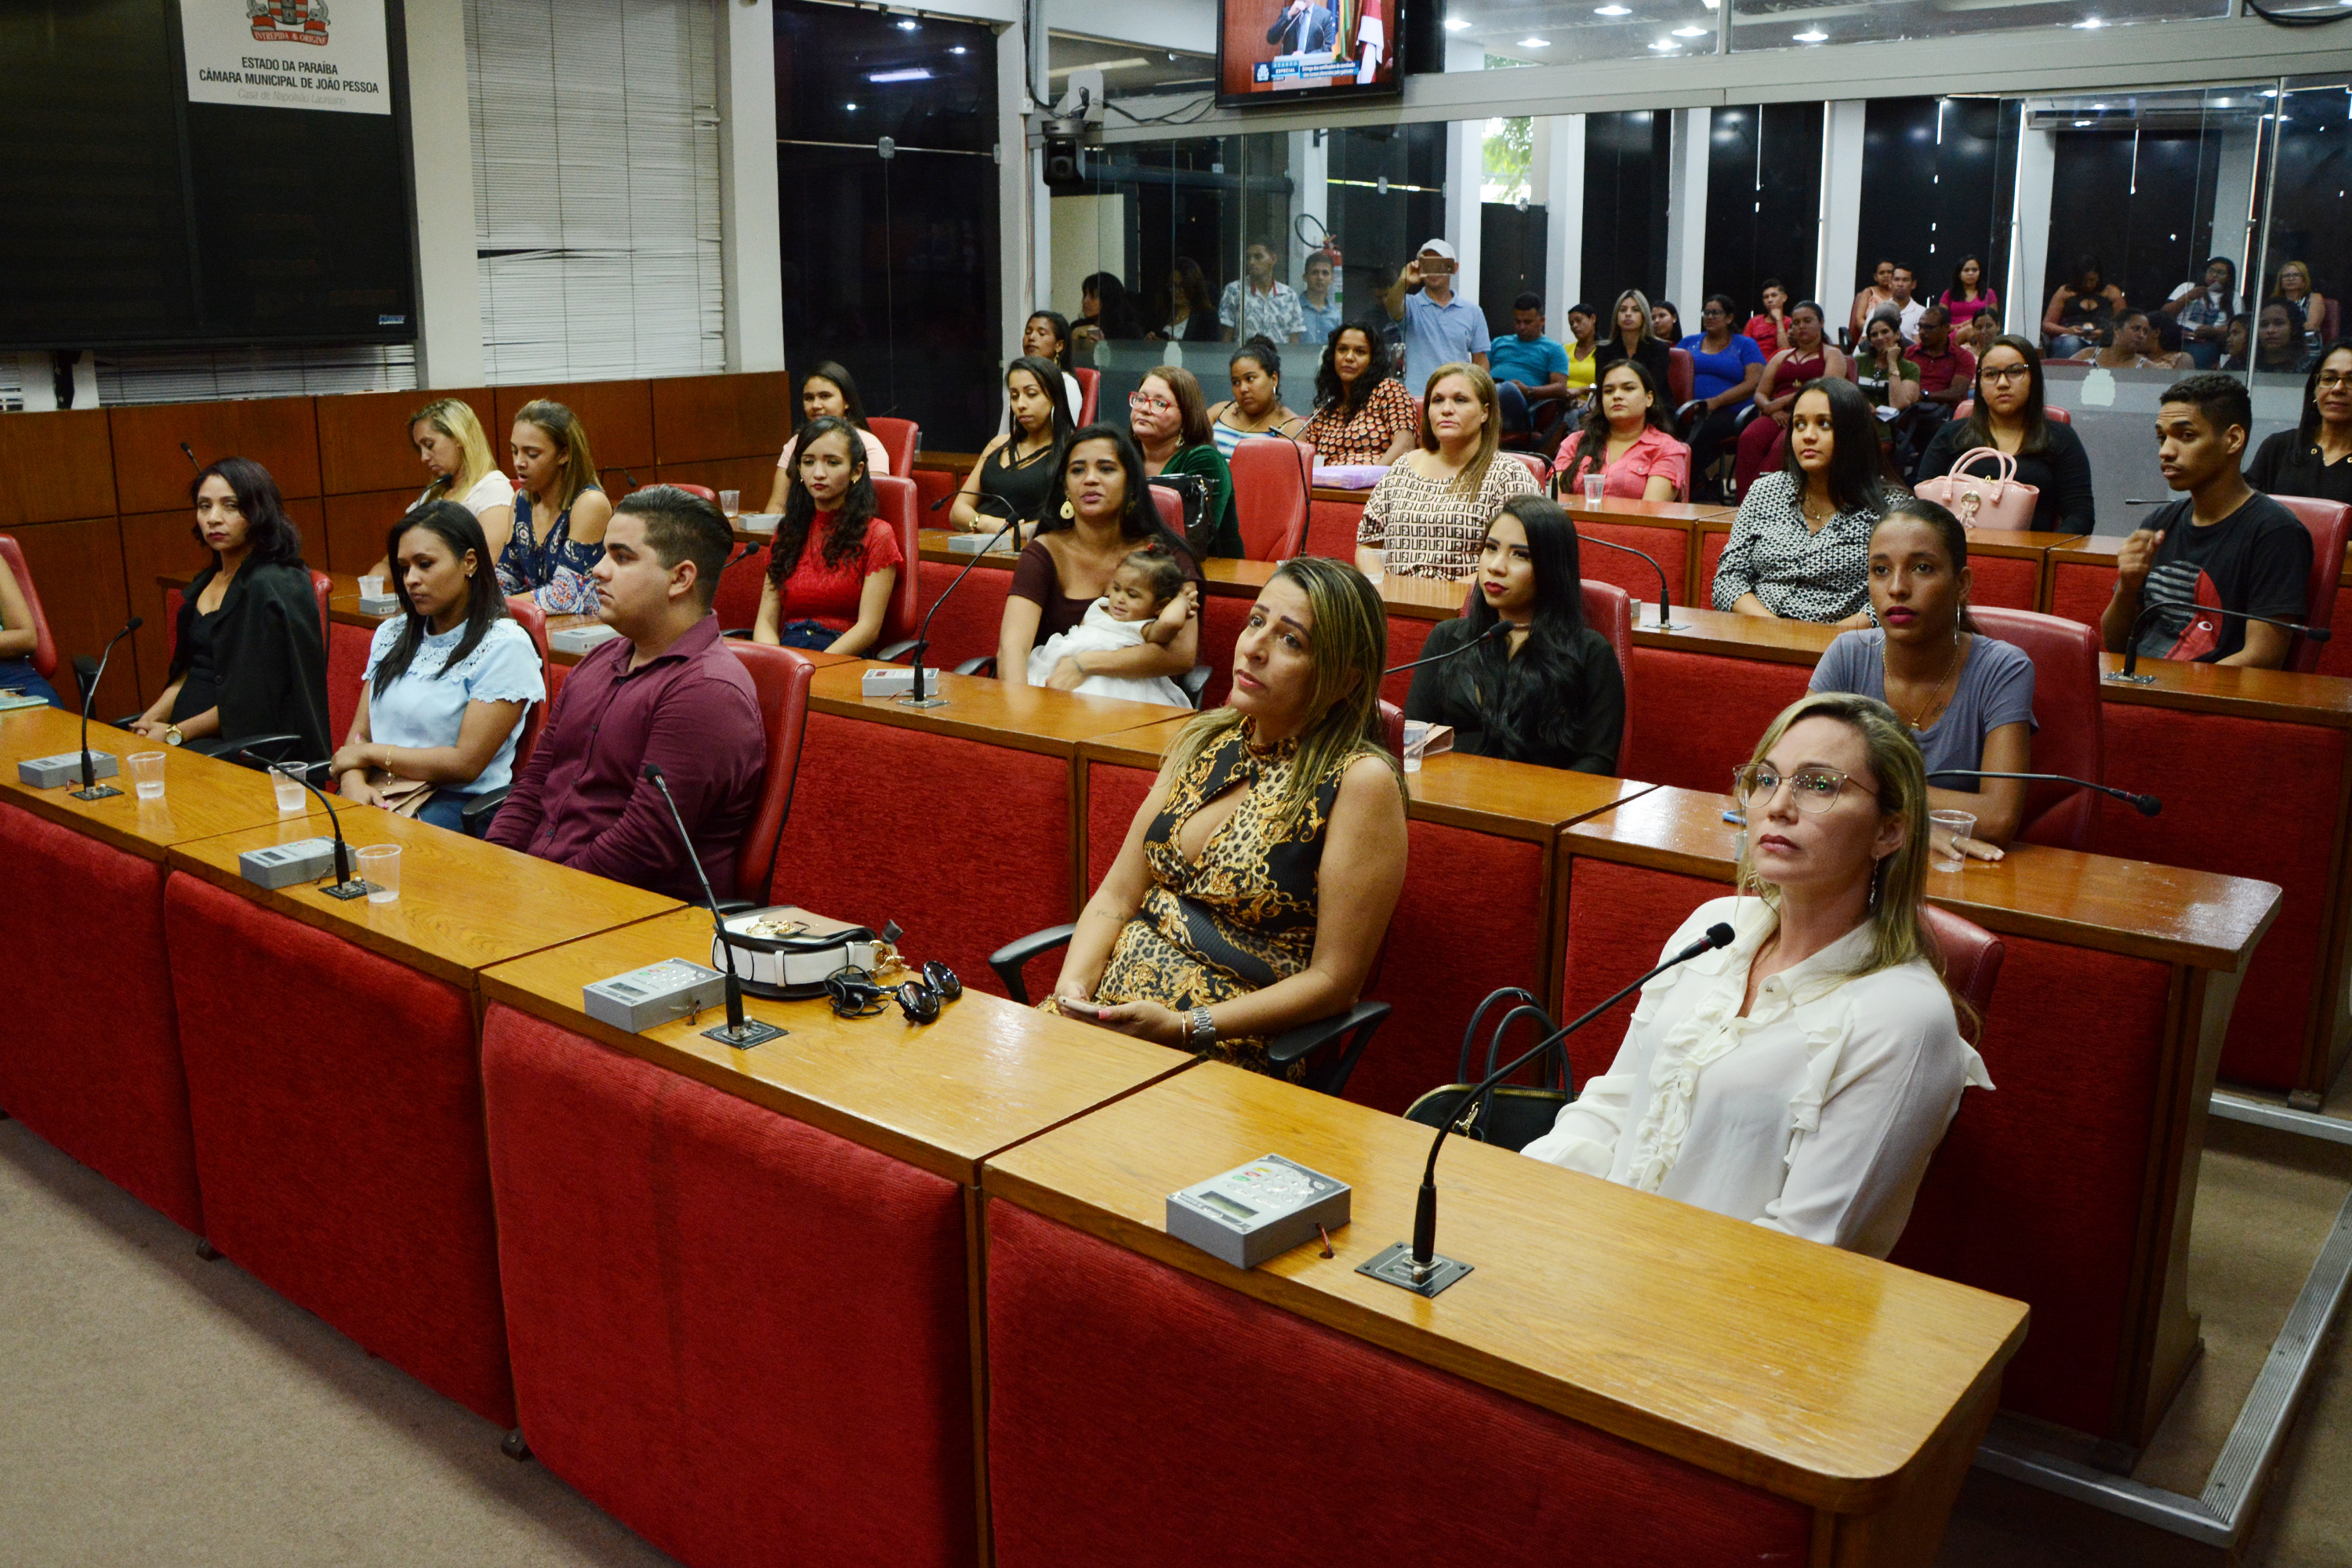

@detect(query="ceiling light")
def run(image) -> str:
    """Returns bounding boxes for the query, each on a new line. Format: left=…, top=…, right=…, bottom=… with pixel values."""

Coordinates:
left=1649, top=39, right=1679, bottom=50
left=2073, top=118, right=2092, bottom=126
left=1595, top=5, right=1630, bottom=15
left=2072, top=15, right=2104, bottom=26
left=2090, top=102, right=2107, bottom=109
left=2213, top=97, right=2230, bottom=106
left=1792, top=28, right=1827, bottom=42
left=1673, top=24, right=1708, bottom=36
left=1519, top=35, right=1552, bottom=46
left=949, top=45, right=967, bottom=54
left=895, top=16, right=918, bottom=29
left=868, top=67, right=933, bottom=82
left=1443, top=16, right=1472, bottom=29
left=844, top=101, right=858, bottom=111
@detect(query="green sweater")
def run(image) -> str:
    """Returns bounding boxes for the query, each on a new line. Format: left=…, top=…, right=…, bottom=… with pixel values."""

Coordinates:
left=1160, top=443, right=1241, bottom=558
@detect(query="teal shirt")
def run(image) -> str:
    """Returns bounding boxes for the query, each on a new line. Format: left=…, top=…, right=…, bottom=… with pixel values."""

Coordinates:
left=1161, top=443, right=1240, bottom=558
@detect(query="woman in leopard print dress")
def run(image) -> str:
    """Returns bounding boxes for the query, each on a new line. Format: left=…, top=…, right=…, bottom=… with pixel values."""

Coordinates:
left=1043, top=557, right=1409, bottom=1076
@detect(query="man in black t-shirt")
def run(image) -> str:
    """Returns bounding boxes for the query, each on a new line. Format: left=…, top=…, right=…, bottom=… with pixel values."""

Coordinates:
left=2103, top=373, right=2313, bottom=668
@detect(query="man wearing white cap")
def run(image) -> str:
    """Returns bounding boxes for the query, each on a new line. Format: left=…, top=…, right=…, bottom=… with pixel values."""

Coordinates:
left=1377, top=239, right=1487, bottom=394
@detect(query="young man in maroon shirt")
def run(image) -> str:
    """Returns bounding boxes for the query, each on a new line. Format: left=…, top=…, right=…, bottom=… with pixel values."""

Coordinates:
left=1893, top=304, right=1977, bottom=478
left=490, top=486, right=765, bottom=900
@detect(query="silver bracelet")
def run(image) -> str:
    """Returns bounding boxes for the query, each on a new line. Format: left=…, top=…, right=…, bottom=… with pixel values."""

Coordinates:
left=1189, top=1006, right=1216, bottom=1052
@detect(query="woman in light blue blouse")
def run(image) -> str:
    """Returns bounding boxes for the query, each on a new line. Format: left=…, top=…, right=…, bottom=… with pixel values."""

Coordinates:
left=332, top=502, right=546, bottom=833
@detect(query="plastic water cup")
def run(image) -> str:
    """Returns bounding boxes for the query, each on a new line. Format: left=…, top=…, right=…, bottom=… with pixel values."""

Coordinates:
left=719, top=489, right=741, bottom=517
left=128, top=750, right=166, bottom=800
left=358, top=575, right=386, bottom=598
left=1928, top=810, right=1976, bottom=871
left=1582, top=474, right=1606, bottom=507
left=357, top=843, right=401, bottom=904
left=272, top=768, right=306, bottom=813
left=1402, top=724, right=1431, bottom=775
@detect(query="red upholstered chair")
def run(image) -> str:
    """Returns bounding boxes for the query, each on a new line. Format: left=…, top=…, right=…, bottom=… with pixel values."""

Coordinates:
left=1967, top=607, right=2103, bottom=851
left=1951, top=401, right=2069, bottom=424
left=870, top=474, right=924, bottom=645
left=670, top=483, right=718, bottom=503
left=2269, top=495, right=2352, bottom=674
left=867, top=416, right=920, bottom=476
left=1152, top=485, right=1185, bottom=536
left=0, top=533, right=61, bottom=698
left=1504, top=449, right=1550, bottom=486
left=1072, top=367, right=1101, bottom=426
left=1921, top=903, right=2004, bottom=1043
left=1229, top=438, right=1312, bottom=560
left=1583, top=579, right=1634, bottom=770
left=501, top=594, right=553, bottom=775
left=722, top=641, right=817, bottom=904
left=1666, top=346, right=1694, bottom=407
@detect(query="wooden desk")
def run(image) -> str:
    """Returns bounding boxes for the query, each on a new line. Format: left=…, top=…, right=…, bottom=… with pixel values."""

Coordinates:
left=1074, top=717, right=1653, bottom=1114
left=474, top=909, right=1193, bottom=1568
left=1558, top=784, right=2278, bottom=1447
left=771, top=662, right=1192, bottom=997
left=0, top=705, right=323, bottom=1232
left=982, top=1063, right=2025, bottom=1566
left=157, top=812, right=679, bottom=1427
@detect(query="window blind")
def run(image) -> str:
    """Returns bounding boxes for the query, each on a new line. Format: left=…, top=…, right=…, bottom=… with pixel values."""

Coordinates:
left=93, top=344, right=419, bottom=406
left=467, top=0, right=726, bottom=383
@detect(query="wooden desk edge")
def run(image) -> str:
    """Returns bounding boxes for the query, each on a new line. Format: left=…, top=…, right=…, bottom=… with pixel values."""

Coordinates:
left=977, top=1163, right=2027, bottom=1516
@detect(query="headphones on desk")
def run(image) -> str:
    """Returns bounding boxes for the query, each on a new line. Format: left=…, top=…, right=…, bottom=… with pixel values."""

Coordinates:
left=825, top=960, right=962, bottom=1024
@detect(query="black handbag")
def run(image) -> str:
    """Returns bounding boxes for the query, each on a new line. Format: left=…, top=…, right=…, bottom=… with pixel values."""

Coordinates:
left=1403, top=986, right=1576, bottom=1154
left=1148, top=472, right=1215, bottom=555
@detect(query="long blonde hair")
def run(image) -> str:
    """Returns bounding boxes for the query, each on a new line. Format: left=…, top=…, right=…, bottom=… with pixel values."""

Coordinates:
left=1161, top=557, right=1403, bottom=828
left=410, top=397, right=497, bottom=503
left=1417, top=361, right=1503, bottom=497
left=1734, top=692, right=1942, bottom=989
left=512, top=398, right=600, bottom=514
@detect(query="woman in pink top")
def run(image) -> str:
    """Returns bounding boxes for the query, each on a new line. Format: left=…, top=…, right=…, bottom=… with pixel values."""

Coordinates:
left=1940, top=255, right=1999, bottom=334
left=1553, top=360, right=1690, bottom=502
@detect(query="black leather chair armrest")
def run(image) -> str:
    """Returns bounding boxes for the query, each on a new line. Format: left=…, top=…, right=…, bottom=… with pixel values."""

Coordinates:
left=459, top=787, right=510, bottom=838
left=876, top=638, right=919, bottom=662
left=1178, top=664, right=1213, bottom=708
left=987, top=923, right=1078, bottom=1006
left=953, top=656, right=996, bottom=678
left=1265, top=1000, right=1392, bottom=1098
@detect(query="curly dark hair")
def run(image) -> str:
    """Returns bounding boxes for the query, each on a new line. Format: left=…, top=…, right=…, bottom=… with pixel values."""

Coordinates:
left=1312, top=321, right=1389, bottom=420
left=767, top=416, right=880, bottom=589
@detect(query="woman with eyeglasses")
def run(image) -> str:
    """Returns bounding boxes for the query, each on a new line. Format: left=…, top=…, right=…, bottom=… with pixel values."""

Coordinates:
left=1809, top=498, right=2035, bottom=857
left=1130, top=366, right=1240, bottom=557
left=1679, top=292, right=1765, bottom=499
left=1915, top=336, right=2095, bottom=535
left=2249, top=339, right=2352, bottom=507
left=1521, top=691, right=1993, bottom=1258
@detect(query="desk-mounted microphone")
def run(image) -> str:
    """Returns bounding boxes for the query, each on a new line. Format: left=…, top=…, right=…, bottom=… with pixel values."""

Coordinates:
left=1360, top=921, right=1737, bottom=1298
left=2111, top=600, right=2327, bottom=682
left=641, top=763, right=786, bottom=1048
left=1574, top=533, right=1687, bottom=631
left=1382, top=618, right=1510, bottom=677
left=68, top=616, right=142, bottom=800
left=904, top=495, right=1022, bottom=708
left=179, top=442, right=201, bottom=470
left=237, top=750, right=377, bottom=899
left=1925, top=768, right=2161, bottom=817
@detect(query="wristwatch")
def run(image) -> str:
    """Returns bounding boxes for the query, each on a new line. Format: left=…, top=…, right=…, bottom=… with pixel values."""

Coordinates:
left=1189, top=1006, right=1216, bottom=1053
left=163, top=725, right=184, bottom=747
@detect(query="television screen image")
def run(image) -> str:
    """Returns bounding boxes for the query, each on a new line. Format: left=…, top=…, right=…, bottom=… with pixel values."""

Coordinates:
left=1218, top=0, right=1399, bottom=107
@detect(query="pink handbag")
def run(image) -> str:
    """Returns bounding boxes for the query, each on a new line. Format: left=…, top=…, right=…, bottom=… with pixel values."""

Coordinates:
left=1915, top=446, right=2040, bottom=532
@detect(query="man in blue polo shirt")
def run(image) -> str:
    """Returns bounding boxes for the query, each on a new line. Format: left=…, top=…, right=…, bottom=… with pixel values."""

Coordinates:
left=1487, top=292, right=1570, bottom=442
left=1376, top=238, right=1487, bottom=394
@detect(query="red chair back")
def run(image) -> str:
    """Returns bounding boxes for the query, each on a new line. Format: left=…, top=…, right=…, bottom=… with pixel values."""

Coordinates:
left=1666, top=347, right=1694, bottom=406
left=670, top=484, right=719, bottom=503
left=2269, top=495, right=2352, bottom=674
left=867, top=417, right=920, bottom=477
left=1504, top=449, right=1550, bottom=486
left=871, top=474, right=922, bottom=644
left=0, top=534, right=60, bottom=684
left=721, top=641, right=817, bottom=903
left=501, top=595, right=553, bottom=775
left=1950, top=401, right=2069, bottom=424
left=1150, top=486, right=1185, bottom=538
left=1968, top=607, right=2102, bottom=851
left=1073, top=368, right=1101, bottom=426
left=1228, top=439, right=1312, bottom=561
left=1920, top=903, right=2004, bottom=1046
left=1581, top=578, right=1634, bottom=772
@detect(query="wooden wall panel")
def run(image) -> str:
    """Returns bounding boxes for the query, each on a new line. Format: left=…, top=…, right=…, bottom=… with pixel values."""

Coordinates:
left=110, top=396, right=321, bottom=514
left=318, top=388, right=497, bottom=496
left=0, top=410, right=118, bottom=527
left=0, top=518, right=137, bottom=717
left=324, top=490, right=422, bottom=574
left=117, top=497, right=324, bottom=708
left=493, top=381, right=655, bottom=475
left=649, top=372, right=793, bottom=466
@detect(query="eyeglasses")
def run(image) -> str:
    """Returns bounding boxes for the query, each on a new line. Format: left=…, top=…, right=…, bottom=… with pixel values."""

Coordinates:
left=2318, top=372, right=2352, bottom=389
left=1128, top=393, right=1174, bottom=414
left=1980, top=365, right=2032, bottom=384
left=1732, top=763, right=1852, bottom=815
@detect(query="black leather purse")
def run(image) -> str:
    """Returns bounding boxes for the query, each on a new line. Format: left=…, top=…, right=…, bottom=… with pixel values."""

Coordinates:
left=1403, top=987, right=1575, bottom=1154
left=1148, top=472, right=1215, bottom=555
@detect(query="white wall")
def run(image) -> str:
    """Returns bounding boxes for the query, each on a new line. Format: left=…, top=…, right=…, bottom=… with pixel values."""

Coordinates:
left=2009, top=127, right=2057, bottom=338
left=406, top=0, right=483, bottom=387
left=717, top=0, right=784, bottom=374
left=1817, top=101, right=1867, bottom=321
left=1664, top=107, right=1708, bottom=321
left=1541, top=115, right=1585, bottom=319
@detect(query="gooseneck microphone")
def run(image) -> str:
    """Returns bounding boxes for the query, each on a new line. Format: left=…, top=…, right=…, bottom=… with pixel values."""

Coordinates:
left=1925, top=768, right=2161, bottom=817
left=1362, top=921, right=1737, bottom=1298
left=237, top=750, right=376, bottom=899
left=905, top=495, right=1022, bottom=708
left=179, top=441, right=201, bottom=470
left=641, top=763, right=786, bottom=1048
left=1382, top=617, right=1511, bottom=677
left=1573, top=532, right=1686, bottom=630
left=71, top=616, right=143, bottom=800
left=2113, top=599, right=2328, bottom=681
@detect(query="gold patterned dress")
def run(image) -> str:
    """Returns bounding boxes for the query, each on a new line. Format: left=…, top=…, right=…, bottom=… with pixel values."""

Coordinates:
left=1087, top=724, right=1356, bottom=1079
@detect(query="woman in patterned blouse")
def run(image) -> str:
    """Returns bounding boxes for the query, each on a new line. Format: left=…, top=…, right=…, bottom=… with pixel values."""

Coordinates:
left=502, top=400, right=612, bottom=615
left=1303, top=321, right=1418, bottom=466
left=1356, top=363, right=1539, bottom=580
left=1713, top=376, right=1886, bottom=626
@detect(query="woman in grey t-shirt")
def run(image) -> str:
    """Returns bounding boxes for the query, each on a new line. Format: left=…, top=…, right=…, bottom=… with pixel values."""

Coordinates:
left=1809, top=499, right=2038, bottom=858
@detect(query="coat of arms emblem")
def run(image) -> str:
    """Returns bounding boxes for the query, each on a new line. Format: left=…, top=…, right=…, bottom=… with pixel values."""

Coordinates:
left=245, top=0, right=330, bottom=44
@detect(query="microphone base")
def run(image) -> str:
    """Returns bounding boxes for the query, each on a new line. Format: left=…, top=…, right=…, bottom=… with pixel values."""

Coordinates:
left=702, top=1018, right=787, bottom=1049
left=2103, top=671, right=2158, bottom=685
left=1356, top=1241, right=1473, bottom=1298
left=319, top=878, right=379, bottom=902
left=1652, top=619, right=1690, bottom=633
left=895, top=694, right=953, bottom=710
left=68, top=783, right=125, bottom=801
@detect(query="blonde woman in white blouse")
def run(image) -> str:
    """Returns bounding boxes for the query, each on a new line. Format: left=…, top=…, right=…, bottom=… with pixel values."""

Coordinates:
left=1355, top=362, right=1537, bottom=580
left=1523, top=691, right=1991, bottom=1258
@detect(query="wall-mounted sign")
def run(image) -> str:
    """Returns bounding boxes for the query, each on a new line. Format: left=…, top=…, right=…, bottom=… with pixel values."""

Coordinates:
left=180, top=0, right=391, bottom=116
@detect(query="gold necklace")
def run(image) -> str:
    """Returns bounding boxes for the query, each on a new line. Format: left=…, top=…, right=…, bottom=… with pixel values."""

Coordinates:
left=1889, top=635, right=1964, bottom=731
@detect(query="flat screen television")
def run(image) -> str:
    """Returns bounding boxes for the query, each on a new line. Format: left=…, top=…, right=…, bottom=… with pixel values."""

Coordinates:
left=1217, top=0, right=1402, bottom=109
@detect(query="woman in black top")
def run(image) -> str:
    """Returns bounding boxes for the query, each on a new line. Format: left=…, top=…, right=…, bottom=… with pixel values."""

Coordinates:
left=1075, top=272, right=1145, bottom=345
left=2252, top=301, right=2318, bottom=375
left=1915, top=336, right=2096, bottom=533
left=1594, top=289, right=1674, bottom=392
left=1405, top=495, right=1624, bottom=775
left=127, top=457, right=330, bottom=761
left=1157, top=258, right=1222, bottom=343
left=2249, top=339, right=2352, bottom=506
left=953, top=356, right=1075, bottom=536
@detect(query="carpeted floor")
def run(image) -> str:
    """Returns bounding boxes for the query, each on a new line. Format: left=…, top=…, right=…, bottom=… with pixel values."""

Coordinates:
left=5, top=1095, right=2349, bottom=1566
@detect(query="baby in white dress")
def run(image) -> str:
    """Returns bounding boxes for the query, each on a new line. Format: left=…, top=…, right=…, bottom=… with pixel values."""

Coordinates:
left=1027, top=546, right=1193, bottom=708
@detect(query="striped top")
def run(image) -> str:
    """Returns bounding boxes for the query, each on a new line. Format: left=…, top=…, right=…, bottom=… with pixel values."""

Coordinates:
left=1358, top=452, right=1541, bottom=579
